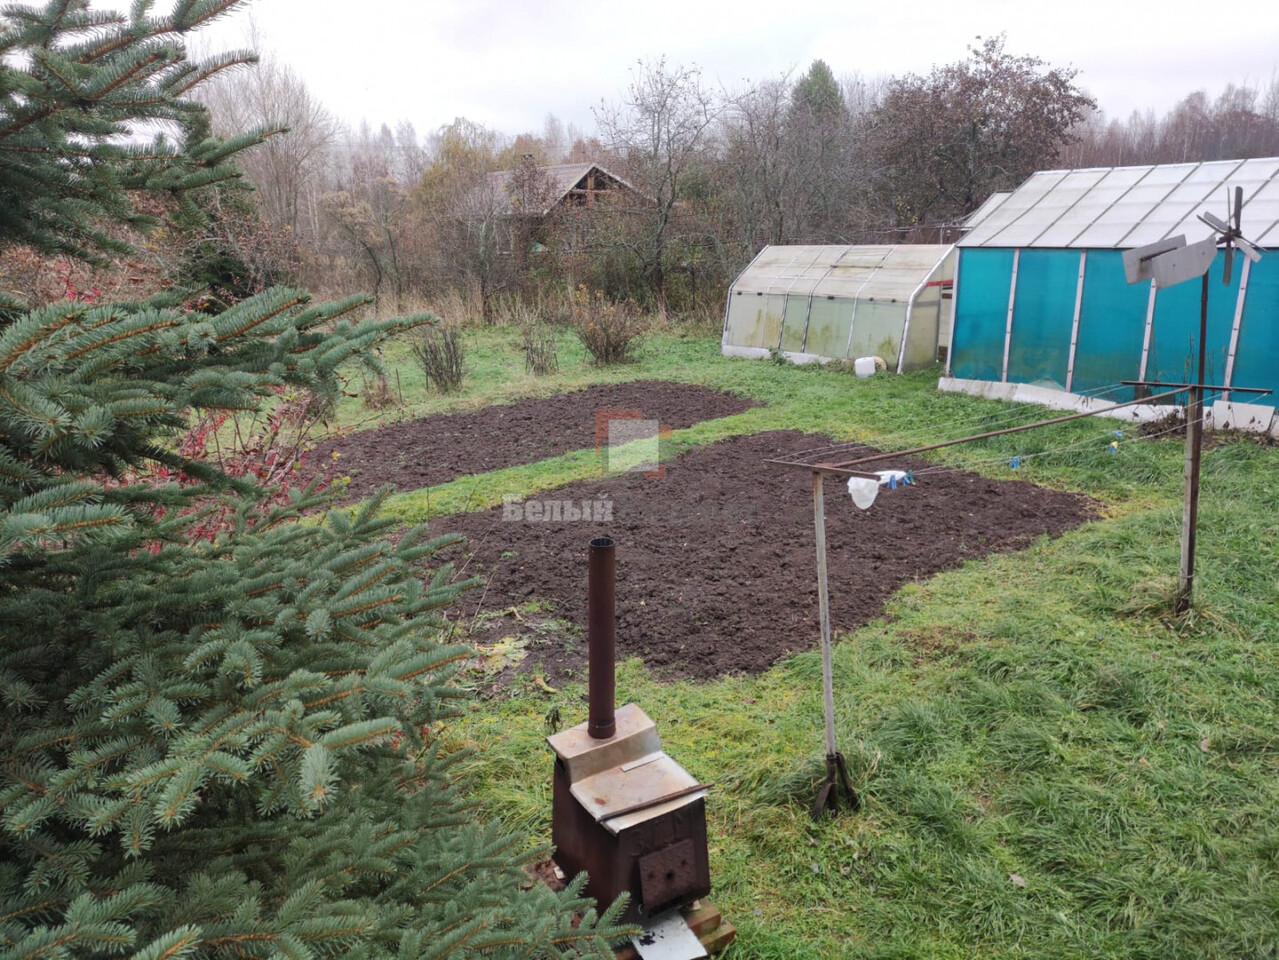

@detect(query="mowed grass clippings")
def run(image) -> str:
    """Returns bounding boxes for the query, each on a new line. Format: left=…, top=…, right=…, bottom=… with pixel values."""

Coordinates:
left=336, top=327, right=1279, bottom=959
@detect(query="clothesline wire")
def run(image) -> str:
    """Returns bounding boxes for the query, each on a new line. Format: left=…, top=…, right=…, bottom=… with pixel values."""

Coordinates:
left=788, top=382, right=1138, bottom=459
left=874, top=416, right=1192, bottom=483
left=837, top=416, right=1201, bottom=529
left=781, top=382, right=1140, bottom=464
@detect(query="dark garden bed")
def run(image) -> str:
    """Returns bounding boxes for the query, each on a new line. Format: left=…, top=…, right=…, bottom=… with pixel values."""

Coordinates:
left=432, top=430, right=1099, bottom=682
left=311, top=380, right=759, bottom=499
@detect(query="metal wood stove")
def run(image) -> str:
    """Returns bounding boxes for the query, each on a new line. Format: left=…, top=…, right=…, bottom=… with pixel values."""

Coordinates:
left=547, top=537, right=711, bottom=922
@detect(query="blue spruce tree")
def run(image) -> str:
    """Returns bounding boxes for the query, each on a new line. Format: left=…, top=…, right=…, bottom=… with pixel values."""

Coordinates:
left=0, top=2, right=625, bottom=957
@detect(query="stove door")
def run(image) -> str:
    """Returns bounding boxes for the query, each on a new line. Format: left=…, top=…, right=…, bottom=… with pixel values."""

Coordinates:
left=639, top=838, right=699, bottom=915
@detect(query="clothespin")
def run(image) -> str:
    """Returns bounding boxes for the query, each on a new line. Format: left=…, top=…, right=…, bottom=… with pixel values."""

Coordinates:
left=875, top=469, right=910, bottom=489
left=1108, top=441, right=1118, bottom=454
left=1009, top=456, right=1020, bottom=470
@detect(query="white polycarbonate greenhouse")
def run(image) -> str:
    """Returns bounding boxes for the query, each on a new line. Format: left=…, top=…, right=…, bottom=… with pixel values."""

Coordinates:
left=721, top=244, right=955, bottom=371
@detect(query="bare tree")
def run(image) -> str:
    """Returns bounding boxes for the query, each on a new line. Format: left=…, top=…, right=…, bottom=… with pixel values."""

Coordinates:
left=565, top=134, right=605, bottom=163
left=1264, top=72, right=1279, bottom=132
left=196, top=38, right=338, bottom=244
left=595, top=57, right=718, bottom=316
left=722, top=61, right=886, bottom=250
left=1064, top=77, right=1279, bottom=169
left=321, top=123, right=425, bottom=311
left=542, top=113, right=570, bottom=164
left=392, top=121, right=428, bottom=185
left=721, top=74, right=809, bottom=247
left=841, top=71, right=887, bottom=119
left=414, top=117, right=559, bottom=320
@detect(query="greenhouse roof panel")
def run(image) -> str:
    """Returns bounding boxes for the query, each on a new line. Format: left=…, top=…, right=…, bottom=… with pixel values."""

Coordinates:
left=1069, top=167, right=1195, bottom=246
left=960, top=171, right=1069, bottom=247
left=1164, top=157, right=1279, bottom=242
left=856, top=246, right=953, bottom=300
left=983, top=168, right=1109, bottom=247
left=1123, top=164, right=1246, bottom=246
left=963, top=192, right=1013, bottom=230
left=832, top=245, right=896, bottom=267
left=728, top=244, right=952, bottom=302
left=958, top=158, right=1279, bottom=249
left=732, top=245, right=833, bottom=292
left=1247, top=175, right=1279, bottom=244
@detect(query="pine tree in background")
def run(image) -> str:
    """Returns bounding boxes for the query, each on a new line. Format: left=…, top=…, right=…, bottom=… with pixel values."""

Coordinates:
left=0, top=3, right=624, bottom=958
left=790, top=60, right=844, bottom=121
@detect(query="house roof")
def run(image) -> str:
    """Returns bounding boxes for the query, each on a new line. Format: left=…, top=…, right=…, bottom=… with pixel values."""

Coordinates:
left=958, top=157, right=1279, bottom=250
left=485, top=161, right=639, bottom=216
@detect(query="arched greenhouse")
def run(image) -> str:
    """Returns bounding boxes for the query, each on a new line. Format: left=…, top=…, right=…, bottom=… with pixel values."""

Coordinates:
left=721, top=244, right=955, bottom=372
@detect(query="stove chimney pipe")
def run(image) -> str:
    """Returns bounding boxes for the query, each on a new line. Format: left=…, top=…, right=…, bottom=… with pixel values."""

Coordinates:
left=587, top=536, right=616, bottom=739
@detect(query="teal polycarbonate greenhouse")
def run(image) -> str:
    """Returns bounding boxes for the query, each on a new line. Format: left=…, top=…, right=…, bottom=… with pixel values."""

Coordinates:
left=948, top=158, right=1279, bottom=406
left=721, top=245, right=955, bottom=371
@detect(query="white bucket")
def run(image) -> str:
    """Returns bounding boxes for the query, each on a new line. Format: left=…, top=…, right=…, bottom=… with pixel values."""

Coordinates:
left=853, top=356, right=877, bottom=378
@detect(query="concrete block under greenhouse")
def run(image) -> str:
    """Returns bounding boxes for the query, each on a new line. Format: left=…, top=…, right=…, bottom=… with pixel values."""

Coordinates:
left=938, top=378, right=1275, bottom=435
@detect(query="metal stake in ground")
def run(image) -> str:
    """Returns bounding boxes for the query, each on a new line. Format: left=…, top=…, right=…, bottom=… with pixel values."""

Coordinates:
left=810, top=471, right=856, bottom=820
left=1176, top=275, right=1209, bottom=614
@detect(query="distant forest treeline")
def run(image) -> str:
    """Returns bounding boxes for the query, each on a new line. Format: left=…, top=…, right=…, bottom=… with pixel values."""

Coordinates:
left=10, top=37, right=1279, bottom=322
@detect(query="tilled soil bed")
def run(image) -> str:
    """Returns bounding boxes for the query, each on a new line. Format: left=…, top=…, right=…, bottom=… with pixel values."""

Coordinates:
left=433, top=430, right=1099, bottom=682
left=312, top=381, right=758, bottom=500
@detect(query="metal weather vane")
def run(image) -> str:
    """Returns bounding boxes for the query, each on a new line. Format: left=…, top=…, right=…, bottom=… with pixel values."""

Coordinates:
left=1200, top=186, right=1263, bottom=284
left=1123, top=187, right=1262, bottom=287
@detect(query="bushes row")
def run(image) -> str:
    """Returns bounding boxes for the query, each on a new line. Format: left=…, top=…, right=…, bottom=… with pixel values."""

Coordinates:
left=392, top=286, right=646, bottom=402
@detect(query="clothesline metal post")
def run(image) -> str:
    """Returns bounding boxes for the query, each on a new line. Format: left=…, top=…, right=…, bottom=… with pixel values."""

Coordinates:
left=810, top=469, right=856, bottom=820
left=812, top=471, right=836, bottom=758
left=1176, top=274, right=1210, bottom=613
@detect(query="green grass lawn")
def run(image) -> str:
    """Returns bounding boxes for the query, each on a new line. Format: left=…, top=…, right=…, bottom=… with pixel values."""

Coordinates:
left=342, top=328, right=1279, bottom=959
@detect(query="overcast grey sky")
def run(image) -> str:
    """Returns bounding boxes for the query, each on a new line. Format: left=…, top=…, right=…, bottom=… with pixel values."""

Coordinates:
left=201, top=0, right=1279, bottom=140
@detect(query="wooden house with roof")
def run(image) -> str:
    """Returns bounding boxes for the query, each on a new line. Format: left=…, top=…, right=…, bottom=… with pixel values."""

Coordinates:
left=485, top=161, right=643, bottom=217
left=467, top=160, right=645, bottom=256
